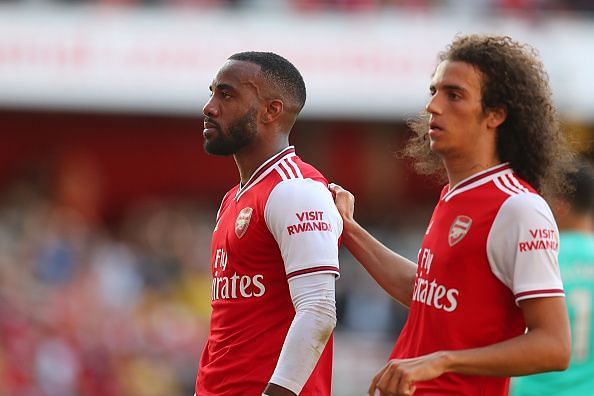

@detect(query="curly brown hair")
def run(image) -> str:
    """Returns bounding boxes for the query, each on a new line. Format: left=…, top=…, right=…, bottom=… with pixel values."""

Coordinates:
left=403, top=34, right=574, bottom=197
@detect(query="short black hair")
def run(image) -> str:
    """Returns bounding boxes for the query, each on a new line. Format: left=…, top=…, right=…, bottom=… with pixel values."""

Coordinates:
left=560, top=160, right=594, bottom=214
left=228, top=51, right=306, bottom=112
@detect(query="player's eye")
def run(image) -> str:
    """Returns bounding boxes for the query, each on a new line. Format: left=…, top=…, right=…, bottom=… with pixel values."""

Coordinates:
left=448, top=92, right=461, bottom=100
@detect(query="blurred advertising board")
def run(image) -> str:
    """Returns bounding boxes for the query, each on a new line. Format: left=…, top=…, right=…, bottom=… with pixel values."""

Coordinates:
left=0, top=6, right=593, bottom=120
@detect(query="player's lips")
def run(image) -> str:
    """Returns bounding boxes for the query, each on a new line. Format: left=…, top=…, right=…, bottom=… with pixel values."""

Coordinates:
left=203, top=119, right=220, bottom=138
left=428, top=121, right=443, bottom=136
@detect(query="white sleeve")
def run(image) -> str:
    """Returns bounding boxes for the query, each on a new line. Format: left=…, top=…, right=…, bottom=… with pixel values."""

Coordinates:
left=268, top=273, right=336, bottom=394
left=487, top=193, right=564, bottom=304
left=265, top=178, right=343, bottom=279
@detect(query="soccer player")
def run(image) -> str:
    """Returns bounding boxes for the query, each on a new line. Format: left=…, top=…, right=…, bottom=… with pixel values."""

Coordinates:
left=329, top=34, right=573, bottom=396
left=196, top=52, right=342, bottom=396
left=512, top=160, right=594, bottom=396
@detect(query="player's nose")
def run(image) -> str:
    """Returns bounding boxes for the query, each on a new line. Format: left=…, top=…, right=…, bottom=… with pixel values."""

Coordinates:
left=425, top=93, right=441, bottom=115
left=202, top=96, right=219, bottom=118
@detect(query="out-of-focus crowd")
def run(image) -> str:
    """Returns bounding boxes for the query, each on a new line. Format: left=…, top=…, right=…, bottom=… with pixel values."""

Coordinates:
left=0, top=176, right=216, bottom=396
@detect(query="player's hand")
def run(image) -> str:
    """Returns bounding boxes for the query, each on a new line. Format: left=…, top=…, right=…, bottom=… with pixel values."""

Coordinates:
left=368, top=352, right=450, bottom=396
left=328, top=183, right=355, bottom=224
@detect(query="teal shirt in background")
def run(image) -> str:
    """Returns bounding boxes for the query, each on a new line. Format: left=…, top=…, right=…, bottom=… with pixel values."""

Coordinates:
left=512, top=232, right=594, bottom=396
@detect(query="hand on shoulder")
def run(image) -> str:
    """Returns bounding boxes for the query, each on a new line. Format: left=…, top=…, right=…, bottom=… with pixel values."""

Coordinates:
left=328, top=183, right=356, bottom=226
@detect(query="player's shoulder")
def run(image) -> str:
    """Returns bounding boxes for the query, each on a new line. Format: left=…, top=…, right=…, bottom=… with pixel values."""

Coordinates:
left=265, top=163, right=334, bottom=216
left=490, top=191, right=556, bottom=232
left=259, top=155, right=326, bottom=191
left=264, top=173, right=341, bottom=230
left=289, top=155, right=328, bottom=184
left=478, top=171, right=540, bottom=209
left=269, top=177, right=331, bottom=203
left=236, top=148, right=328, bottom=204
left=499, top=191, right=550, bottom=215
left=220, top=185, right=240, bottom=206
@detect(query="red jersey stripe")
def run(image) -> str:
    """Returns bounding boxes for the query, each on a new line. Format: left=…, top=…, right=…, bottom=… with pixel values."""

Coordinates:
left=277, top=163, right=292, bottom=179
left=286, top=158, right=303, bottom=178
left=287, top=266, right=339, bottom=279
left=280, top=160, right=296, bottom=179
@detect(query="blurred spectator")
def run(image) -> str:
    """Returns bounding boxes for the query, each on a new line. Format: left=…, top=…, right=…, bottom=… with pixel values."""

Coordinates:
left=0, top=174, right=212, bottom=395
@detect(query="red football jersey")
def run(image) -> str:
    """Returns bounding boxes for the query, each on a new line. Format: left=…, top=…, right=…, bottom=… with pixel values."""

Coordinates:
left=196, top=146, right=342, bottom=396
left=392, top=163, right=564, bottom=395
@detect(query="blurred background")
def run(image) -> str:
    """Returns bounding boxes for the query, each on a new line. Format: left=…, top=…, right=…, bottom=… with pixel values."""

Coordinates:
left=0, top=1, right=593, bottom=395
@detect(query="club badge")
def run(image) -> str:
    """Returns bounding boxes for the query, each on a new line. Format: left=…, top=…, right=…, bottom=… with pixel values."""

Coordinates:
left=448, top=215, right=472, bottom=247
left=235, top=207, right=253, bottom=239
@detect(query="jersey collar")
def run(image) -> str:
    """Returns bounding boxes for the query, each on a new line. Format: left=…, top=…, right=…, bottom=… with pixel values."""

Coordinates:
left=235, top=146, right=296, bottom=201
left=442, top=163, right=512, bottom=202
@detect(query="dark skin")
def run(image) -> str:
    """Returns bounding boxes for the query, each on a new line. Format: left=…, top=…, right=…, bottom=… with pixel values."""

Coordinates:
left=203, top=60, right=297, bottom=186
left=264, top=383, right=297, bottom=396
left=202, top=59, right=299, bottom=396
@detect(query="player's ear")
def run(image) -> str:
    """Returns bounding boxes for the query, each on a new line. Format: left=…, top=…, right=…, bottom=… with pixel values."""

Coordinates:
left=262, top=99, right=283, bottom=124
left=487, top=106, right=507, bottom=129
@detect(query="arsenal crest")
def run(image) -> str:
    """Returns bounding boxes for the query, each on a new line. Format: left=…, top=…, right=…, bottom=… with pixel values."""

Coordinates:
left=235, top=207, right=253, bottom=239
left=448, top=215, right=472, bottom=247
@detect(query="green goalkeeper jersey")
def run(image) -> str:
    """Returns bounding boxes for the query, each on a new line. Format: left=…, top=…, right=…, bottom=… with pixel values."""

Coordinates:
left=512, top=232, right=594, bottom=396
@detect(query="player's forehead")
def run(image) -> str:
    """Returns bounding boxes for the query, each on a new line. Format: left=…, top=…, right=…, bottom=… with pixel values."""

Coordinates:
left=431, top=60, right=483, bottom=93
left=211, top=60, right=262, bottom=90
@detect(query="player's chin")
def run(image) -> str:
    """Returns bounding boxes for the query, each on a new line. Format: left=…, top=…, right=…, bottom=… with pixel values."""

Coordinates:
left=204, top=140, right=233, bottom=156
left=428, top=139, right=443, bottom=153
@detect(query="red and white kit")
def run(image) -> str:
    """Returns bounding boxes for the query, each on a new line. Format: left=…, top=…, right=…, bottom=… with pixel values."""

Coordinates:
left=196, top=146, right=342, bottom=396
left=392, top=163, right=564, bottom=395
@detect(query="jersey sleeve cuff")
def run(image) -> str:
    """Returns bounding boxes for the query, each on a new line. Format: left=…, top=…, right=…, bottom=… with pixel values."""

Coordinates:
left=287, top=265, right=340, bottom=280
left=515, top=288, right=565, bottom=304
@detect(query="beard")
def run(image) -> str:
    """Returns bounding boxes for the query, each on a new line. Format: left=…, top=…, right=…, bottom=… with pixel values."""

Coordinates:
left=203, top=108, right=258, bottom=156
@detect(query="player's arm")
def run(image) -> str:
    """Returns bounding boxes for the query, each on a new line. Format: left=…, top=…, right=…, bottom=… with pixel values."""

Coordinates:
left=369, top=192, right=571, bottom=395
left=329, top=183, right=416, bottom=307
left=466, top=192, right=571, bottom=374
left=263, top=273, right=337, bottom=396
left=263, top=177, right=343, bottom=395
left=446, top=296, right=570, bottom=375
left=369, top=296, right=570, bottom=395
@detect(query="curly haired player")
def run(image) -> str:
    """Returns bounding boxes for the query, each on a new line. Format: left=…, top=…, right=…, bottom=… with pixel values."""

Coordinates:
left=330, top=34, right=573, bottom=396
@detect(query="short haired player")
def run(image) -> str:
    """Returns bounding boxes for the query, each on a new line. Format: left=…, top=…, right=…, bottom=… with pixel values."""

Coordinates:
left=196, top=52, right=342, bottom=396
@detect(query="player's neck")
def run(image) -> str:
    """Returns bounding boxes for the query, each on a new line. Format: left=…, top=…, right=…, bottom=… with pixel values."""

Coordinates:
left=234, top=139, right=290, bottom=186
left=444, top=155, right=501, bottom=187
